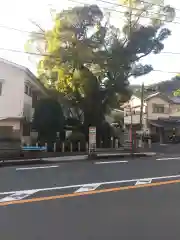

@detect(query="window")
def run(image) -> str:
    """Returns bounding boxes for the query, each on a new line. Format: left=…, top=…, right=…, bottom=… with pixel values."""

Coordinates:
left=153, top=104, right=165, bottom=113
left=0, top=82, right=2, bottom=95
left=25, top=84, right=28, bottom=94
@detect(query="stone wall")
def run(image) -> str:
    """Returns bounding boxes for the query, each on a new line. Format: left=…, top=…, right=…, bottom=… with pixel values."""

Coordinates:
left=0, top=139, right=21, bottom=157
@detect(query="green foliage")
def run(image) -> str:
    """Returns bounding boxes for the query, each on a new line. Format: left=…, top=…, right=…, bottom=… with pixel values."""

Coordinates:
left=173, top=89, right=180, bottom=97
left=33, top=98, right=65, bottom=141
left=27, top=2, right=174, bottom=142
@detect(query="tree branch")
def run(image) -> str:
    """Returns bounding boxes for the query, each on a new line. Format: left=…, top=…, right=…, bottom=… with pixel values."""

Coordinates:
left=29, top=19, right=45, bottom=33
left=135, top=49, right=153, bottom=61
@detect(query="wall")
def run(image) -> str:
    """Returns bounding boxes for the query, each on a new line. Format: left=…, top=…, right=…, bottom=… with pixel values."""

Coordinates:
left=124, top=114, right=147, bottom=125
left=146, top=97, right=170, bottom=120
left=0, top=61, right=24, bottom=119
left=170, top=104, right=180, bottom=115
left=0, top=119, right=21, bottom=139
left=124, top=95, right=146, bottom=125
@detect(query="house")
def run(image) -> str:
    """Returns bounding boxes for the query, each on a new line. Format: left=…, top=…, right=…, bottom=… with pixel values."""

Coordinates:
left=0, top=58, right=48, bottom=144
left=123, top=95, right=147, bottom=132
left=145, top=92, right=180, bottom=142
left=123, top=92, right=180, bottom=143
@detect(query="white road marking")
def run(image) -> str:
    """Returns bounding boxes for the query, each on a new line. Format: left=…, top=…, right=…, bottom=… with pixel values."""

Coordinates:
left=135, top=179, right=152, bottom=185
left=75, top=184, right=100, bottom=193
left=16, top=165, right=59, bottom=170
left=156, top=157, right=180, bottom=161
left=1, top=174, right=180, bottom=196
left=95, top=160, right=128, bottom=164
left=0, top=190, right=39, bottom=203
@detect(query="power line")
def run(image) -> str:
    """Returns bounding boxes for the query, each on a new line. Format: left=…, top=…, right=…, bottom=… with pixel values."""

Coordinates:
left=1, top=46, right=180, bottom=58
left=0, top=46, right=179, bottom=74
left=0, top=0, right=180, bottom=37
left=0, top=24, right=44, bottom=36
left=96, top=0, right=180, bottom=16
left=69, top=0, right=180, bottom=25
left=141, top=0, right=180, bottom=12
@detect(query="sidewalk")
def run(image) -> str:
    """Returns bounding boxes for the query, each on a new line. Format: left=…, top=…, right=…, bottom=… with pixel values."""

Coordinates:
left=49, top=151, right=155, bottom=162
left=0, top=151, right=156, bottom=165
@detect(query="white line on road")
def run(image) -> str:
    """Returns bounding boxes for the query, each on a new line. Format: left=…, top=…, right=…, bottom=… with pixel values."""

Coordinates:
left=1, top=173, right=180, bottom=195
left=94, top=160, right=128, bottom=164
left=0, top=190, right=39, bottom=203
left=135, top=179, right=152, bottom=185
left=75, top=184, right=100, bottom=193
left=156, top=157, right=180, bottom=161
left=16, top=165, right=59, bottom=171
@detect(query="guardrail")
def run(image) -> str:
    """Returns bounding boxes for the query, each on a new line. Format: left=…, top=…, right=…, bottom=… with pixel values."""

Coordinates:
left=21, top=146, right=47, bottom=151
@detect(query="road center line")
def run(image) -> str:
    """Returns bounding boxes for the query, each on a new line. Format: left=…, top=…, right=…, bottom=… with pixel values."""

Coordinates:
left=1, top=179, right=180, bottom=206
left=94, top=160, right=128, bottom=164
left=16, top=165, right=59, bottom=171
left=156, top=157, right=180, bottom=161
left=1, top=173, right=180, bottom=195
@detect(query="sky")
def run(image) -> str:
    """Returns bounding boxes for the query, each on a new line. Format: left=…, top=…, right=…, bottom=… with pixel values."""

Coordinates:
left=0, top=0, right=180, bottom=86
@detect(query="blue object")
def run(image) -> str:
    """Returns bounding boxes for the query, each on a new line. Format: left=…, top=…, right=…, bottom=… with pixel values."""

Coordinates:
left=21, top=146, right=47, bottom=151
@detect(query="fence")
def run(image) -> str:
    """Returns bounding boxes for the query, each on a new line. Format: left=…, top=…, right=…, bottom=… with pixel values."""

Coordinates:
left=22, top=137, right=123, bottom=153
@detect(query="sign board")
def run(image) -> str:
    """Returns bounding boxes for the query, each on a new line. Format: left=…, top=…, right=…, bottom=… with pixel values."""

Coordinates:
left=89, top=126, right=96, bottom=152
left=136, top=130, right=143, bottom=134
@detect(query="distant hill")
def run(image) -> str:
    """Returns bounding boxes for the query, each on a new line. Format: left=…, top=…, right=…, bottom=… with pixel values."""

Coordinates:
left=130, top=77, right=180, bottom=98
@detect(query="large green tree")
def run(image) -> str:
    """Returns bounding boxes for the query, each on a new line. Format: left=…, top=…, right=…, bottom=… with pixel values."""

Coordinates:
left=27, top=2, right=175, bottom=143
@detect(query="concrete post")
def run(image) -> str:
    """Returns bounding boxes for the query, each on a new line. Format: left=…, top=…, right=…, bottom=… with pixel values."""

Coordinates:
left=53, top=142, right=56, bottom=152
left=115, top=139, right=118, bottom=149
left=148, top=138, right=151, bottom=148
left=111, top=137, right=113, bottom=148
left=62, top=142, right=65, bottom=152
left=78, top=141, right=81, bottom=152
left=70, top=142, right=73, bottom=152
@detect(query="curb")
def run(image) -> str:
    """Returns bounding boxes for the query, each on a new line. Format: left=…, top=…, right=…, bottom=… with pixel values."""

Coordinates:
left=0, top=152, right=156, bottom=167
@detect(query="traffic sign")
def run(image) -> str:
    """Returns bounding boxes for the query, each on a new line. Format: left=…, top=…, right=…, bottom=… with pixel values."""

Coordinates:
left=89, top=126, right=96, bottom=153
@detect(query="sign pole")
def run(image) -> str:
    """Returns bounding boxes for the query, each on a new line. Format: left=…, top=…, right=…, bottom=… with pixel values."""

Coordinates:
left=88, top=126, right=97, bottom=159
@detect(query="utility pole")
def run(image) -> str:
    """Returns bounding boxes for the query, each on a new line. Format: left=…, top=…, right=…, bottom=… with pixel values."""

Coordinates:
left=139, top=82, right=145, bottom=147
left=129, top=0, right=133, bottom=154
left=139, top=82, right=145, bottom=129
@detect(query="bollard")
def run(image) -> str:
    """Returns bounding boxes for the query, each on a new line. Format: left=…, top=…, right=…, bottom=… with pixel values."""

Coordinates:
left=111, top=137, right=113, bottom=148
left=70, top=142, right=73, bottom=152
left=148, top=138, right=151, bottom=148
left=45, top=142, right=48, bottom=152
left=62, top=142, right=65, bottom=152
left=115, top=139, right=119, bottom=149
left=138, top=139, right=142, bottom=148
left=53, top=142, right=56, bottom=152
left=78, top=141, right=81, bottom=152
left=86, top=142, right=89, bottom=152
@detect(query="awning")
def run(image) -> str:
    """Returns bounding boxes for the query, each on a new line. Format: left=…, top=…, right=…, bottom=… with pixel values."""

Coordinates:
left=149, top=119, right=180, bottom=128
left=149, top=121, right=163, bottom=127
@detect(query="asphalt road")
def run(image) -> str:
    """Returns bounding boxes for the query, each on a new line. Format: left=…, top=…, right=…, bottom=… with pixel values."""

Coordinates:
left=1, top=154, right=180, bottom=239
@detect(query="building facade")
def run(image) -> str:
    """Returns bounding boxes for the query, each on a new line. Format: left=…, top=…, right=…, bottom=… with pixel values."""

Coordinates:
left=0, top=58, right=48, bottom=144
left=123, top=95, right=147, bottom=132
left=123, top=92, right=180, bottom=143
